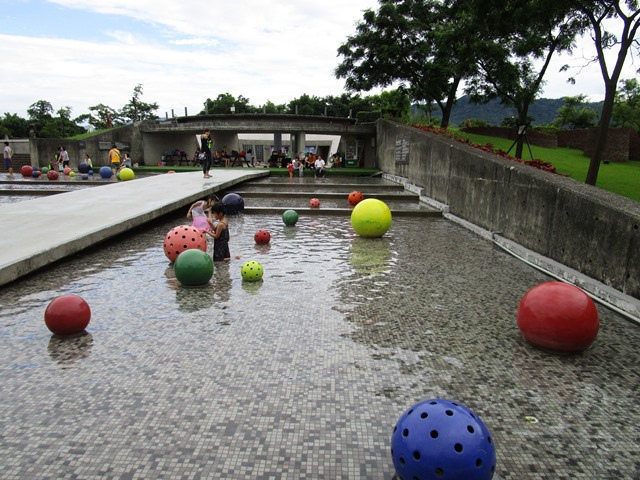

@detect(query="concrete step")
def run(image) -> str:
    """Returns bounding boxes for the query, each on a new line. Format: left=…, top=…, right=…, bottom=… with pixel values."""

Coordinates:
left=233, top=191, right=419, bottom=201
left=243, top=206, right=442, bottom=217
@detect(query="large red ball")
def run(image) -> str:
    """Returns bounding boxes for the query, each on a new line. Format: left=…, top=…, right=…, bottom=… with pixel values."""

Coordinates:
left=20, top=165, right=34, bottom=177
left=163, top=225, right=207, bottom=262
left=47, top=170, right=59, bottom=180
left=309, top=198, right=320, bottom=208
left=254, top=229, right=271, bottom=245
left=44, top=295, right=91, bottom=336
left=348, top=191, right=364, bottom=206
left=517, top=282, right=599, bottom=353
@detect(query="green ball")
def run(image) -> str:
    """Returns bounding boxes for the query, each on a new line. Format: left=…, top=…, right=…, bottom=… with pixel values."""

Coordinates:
left=282, top=209, right=299, bottom=226
left=69, top=171, right=76, bottom=177
left=119, top=167, right=135, bottom=181
left=174, top=249, right=214, bottom=286
left=41, top=167, right=49, bottom=174
left=350, top=198, right=392, bottom=238
left=241, top=260, right=264, bottom=282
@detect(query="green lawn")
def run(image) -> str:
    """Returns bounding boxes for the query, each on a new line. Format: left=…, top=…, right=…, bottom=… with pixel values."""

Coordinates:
left=455, top=130, right=640, bottom=203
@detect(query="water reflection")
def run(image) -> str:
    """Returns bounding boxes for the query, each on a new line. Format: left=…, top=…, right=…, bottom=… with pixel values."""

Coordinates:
left=47, top=331, right=93, bottom=366
left=349, top=237, right=393, bottom=275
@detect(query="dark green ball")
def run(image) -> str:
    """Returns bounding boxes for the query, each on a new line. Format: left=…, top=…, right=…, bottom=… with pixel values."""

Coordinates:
left=174, top=249, right=214, bottom=286
left=282, top=209, right=299, bottom=226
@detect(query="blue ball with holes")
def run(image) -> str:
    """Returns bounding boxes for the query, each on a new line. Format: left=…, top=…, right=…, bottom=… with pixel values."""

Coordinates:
left=391, top=399, right=496, bottom=480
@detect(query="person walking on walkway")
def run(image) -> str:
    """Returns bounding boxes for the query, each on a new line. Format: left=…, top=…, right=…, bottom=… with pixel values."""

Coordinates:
left=3, top=141, right=13, bottom=176
left=201, top=130, right=213, bottom=178
left=108, top=143, right=121, bottom=175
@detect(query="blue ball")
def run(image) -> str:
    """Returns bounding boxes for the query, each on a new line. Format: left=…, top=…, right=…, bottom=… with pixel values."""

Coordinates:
left=222, top=193, right=245, bottom=215
left=99, top=166, right=112, bottom=178
left=88, top=170, right=94, bottom=175
left=391, top=399, right=496, bottom=480
left=78, top=162, right=91, bottom=174
left=81, top=174, right=89, bottom=180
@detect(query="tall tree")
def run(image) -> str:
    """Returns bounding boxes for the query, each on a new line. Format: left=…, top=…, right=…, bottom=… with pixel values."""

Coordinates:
left=553, top=95, right=600, bottom=129
left=87, top=103, right=120, bottom=130
left=335, top=0, right=476, bottom=128
left=570, top=0, right=640, bottom=184
left=458, top=0, right=585, bottom=158
left=201, top=93, right=252, bottom=114
left=120, top=84, right=159, bottom=123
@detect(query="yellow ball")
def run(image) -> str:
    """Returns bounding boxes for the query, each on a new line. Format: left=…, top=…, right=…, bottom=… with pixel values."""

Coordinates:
left=350, top=198, right=392, bottom=238
left=119, top=167, right=135, bottom=181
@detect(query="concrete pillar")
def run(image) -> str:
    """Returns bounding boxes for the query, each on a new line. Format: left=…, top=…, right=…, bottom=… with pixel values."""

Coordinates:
left=274, top=133, right=282, bottom=151
left=296, top=131, right=306, bottom=156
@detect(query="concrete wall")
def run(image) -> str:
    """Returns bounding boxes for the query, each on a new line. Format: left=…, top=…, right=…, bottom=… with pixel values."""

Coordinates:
left=377, top=119, right=640, bottom=300
left=29, top=125, right=135, bottom=168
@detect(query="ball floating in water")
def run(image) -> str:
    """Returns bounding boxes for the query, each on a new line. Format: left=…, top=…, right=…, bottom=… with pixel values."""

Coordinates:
left=241, top=260, right=264, bottom=282
left=47, top=170, right=59, bottom=180
left=391, top=398, right=496, bottom=480
left=517, top=282, right=599, bottom=353
left=351, top=198, right=392, bottom=238
left=163, top=225, right=208, bottom=262
left=99, top=166, right=112, bottom=178
left=282, top=209, right=299, bottom=226
left=254, top=229, right=271, bottom=245
left=44, top=294, right=91, bottom=336
left=78, top=162, right=91, bottom=174
left=63, top=167, right=72, bottom=175
left=174, top=249, right=214, bottom=286
left=20, top=165, right=34, bottom=177
left=81, top=174, right=89, bottom=180
left=119, top=167, right=135, bottom=181
left=41, top=166, right=49, bottom=174
left=88, top=170, right=94, bottom=176
left=69, top=171, right=76, bottom=177
left=222, top=193, right=245, bottom=215
left=348, top=191, right=364, bottom=206
left=32, top=170, right=41, bottom=178
left=309, top=198, right=320, bottom=208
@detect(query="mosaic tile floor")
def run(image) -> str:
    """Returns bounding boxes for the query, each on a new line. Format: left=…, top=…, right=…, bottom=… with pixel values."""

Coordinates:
left=0, top=209, right=638, bottom=479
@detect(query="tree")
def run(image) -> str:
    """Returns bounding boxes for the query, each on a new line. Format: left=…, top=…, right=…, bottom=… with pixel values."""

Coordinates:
left=569, top=0, right=640, bottom=185
left=335, top=0, right=476, bottom=128
left=120, top=84, right=159, bottom=123
left=0, top=113, right=30, bottom=138
left=201, top=93, right=252, bottom=114
left=87, top=103, right=120, bottom=130
left=369, top=89, right=412, bottom=119
left=458, top=0, right=586, bottom=158
left=553, top=95, right=599, bottom=128
left=287, top=94, right=327, bottom=115
left=612, top=78, right=640, bottom=130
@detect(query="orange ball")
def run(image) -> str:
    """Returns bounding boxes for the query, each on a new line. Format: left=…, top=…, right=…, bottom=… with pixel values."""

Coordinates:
left=309, top=198, right=320, bottom=208
left=348, top=191, right=364, bottom=206
left=163, top=225, right=207, bottom=262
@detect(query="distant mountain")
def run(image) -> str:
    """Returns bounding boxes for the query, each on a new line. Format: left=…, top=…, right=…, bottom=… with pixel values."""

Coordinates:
left=428, top=95, right=602, bottom=126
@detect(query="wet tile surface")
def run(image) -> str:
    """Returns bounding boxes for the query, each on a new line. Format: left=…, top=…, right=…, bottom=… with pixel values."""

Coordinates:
left=0, top=200, right=639, bottom=479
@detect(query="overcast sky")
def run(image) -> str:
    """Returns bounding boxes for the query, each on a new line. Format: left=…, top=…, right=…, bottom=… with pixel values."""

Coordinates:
left=1, top=0, right=638, bottom=120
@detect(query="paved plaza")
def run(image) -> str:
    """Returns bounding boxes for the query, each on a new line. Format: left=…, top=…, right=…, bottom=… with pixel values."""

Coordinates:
left=0, top=175, right=639, bottom=479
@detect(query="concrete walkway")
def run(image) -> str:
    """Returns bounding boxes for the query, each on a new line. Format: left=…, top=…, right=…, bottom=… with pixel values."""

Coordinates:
left=0, top=170, right=268, bottom=287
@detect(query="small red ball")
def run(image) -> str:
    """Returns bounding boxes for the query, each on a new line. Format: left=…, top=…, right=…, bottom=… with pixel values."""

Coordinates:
left=47, top=170, right=59, bottom=180
left=254, top=229, right=271, bottom=245
left=44, top=295, right=91, bottom=336
left=517, top=282, right=599, bottom=353
left=309, top=198, right=320, bottom=208
left=348, top=191, right=364, bottom=206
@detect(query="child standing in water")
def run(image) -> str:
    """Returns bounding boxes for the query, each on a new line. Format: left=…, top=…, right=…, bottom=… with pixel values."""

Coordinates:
left=205, top=203, right=230, bottom=261
left=186, top=195, right=219, bottom=221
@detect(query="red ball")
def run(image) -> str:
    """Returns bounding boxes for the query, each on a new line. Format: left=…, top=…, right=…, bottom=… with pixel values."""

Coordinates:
left=20, top=165, right=34, bottom=177
left=44, top=295, right=91, bottom=336
left=254, top=229, right=271, bottom=245
left=517, top=282, right=599, bottom=353
left=309, top=198, right=320, bottom=208
left=348, top=191, right=364, bottom=206
left=163, top=225, right=207, bottom=262
left=47, top=170, right=59, bottom=180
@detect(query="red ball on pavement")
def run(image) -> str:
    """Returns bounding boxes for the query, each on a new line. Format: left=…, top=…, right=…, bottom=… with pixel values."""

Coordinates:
left=517, top=282, right=599, bottom=353
left=44, top=295, right=91, bottom=336
left=348, top=191, right=364, bottom=206
left=254, top=229, right=271, bottom=245
left=163, top=225, right=208, bottom=262
left=309, top=198, right=320, bottom=208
